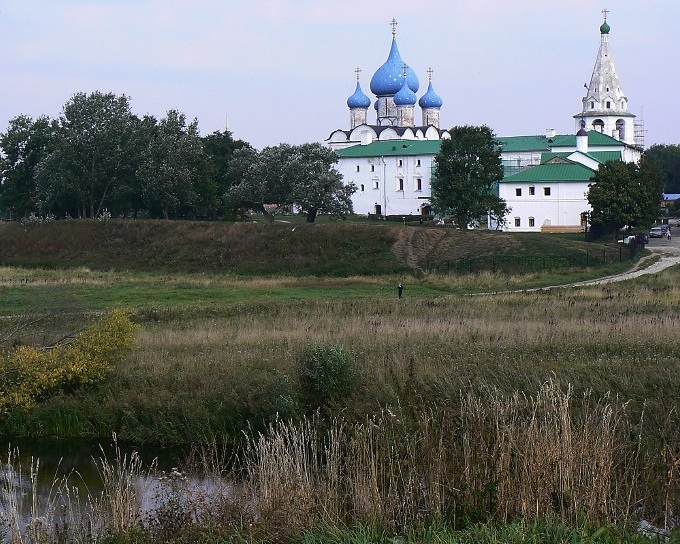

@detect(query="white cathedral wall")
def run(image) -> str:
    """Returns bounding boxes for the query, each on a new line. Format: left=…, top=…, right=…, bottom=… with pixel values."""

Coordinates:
left=339, top=154, right=435, bottom=216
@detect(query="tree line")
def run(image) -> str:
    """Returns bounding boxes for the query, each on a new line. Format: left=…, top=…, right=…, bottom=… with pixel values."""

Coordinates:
left=0, top=91, right=354, bottom=222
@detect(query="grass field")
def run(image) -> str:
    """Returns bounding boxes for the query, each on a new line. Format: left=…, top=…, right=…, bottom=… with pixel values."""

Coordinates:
left=0, top=219, right=677, bottom=542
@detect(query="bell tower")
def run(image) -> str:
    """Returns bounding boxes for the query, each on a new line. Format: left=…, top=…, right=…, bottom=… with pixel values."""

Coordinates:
left=574, top=11, right=636, bottom=146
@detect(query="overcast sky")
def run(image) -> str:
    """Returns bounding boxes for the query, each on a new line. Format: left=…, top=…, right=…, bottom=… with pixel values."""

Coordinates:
left=1, top=1, right=677, bottom=150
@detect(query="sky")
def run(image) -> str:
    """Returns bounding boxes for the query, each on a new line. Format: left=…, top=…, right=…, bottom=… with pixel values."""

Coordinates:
left=1, top=1, right=678, bottom=150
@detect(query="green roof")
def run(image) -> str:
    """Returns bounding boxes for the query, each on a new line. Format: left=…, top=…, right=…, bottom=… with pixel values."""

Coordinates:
left=497, top=135, right=550, bottom=153
left=540, top=151, right=622, bottom=164
left=500, top=161, right=596, bottom=183
left=335, top=140, right=442, bottom=158
left=549, top=131, right=623, bottom=148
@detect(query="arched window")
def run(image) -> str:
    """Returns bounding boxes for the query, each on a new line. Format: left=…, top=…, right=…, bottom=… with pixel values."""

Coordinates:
left=615, top=119, right=625, bottom=141
left=592, top=119, right=605, bottom=133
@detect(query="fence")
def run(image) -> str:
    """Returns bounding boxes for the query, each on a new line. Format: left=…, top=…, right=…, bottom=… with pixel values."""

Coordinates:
left=438, top=241, right=643, bottom=274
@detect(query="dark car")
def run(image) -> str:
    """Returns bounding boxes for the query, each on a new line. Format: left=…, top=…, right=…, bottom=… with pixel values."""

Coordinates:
left=635, top=233, right=649, bottom=244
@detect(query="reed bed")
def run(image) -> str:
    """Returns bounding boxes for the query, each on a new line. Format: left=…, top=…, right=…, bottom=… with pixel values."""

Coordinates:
left=239, top=381, right=678, bottom=539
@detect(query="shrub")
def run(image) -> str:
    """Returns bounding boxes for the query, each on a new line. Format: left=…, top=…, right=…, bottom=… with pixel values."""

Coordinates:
left=297, top=343, right=360, bottom=412
left=0, top=309, right=137, bottom=415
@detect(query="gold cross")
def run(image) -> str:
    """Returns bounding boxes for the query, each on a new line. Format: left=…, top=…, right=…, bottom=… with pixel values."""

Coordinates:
left=355, top=67, right=361, bottom=81
left=602, top=8, right=609, bottom=22
left=390, top=17, right=398, bottom=37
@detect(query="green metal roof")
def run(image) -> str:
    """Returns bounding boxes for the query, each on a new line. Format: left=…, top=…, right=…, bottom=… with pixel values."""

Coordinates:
left=335, top=140, right=442, bottom=158
left=500, top=161, right=596, bottom=183
left=549, top=130, right=623, bottom=148
left=540, top=151, right=622, bottom=164
left=496, top=135, right=550, bottom=153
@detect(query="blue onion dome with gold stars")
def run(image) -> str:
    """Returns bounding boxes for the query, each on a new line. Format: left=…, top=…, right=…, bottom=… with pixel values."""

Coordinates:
left=394, top=76, right=417, bottom=106
left=419, top=80, right=443, bottom=108
left=370, top=37, right=419, bottom=96
left=347, top=81, right=371, bottom=108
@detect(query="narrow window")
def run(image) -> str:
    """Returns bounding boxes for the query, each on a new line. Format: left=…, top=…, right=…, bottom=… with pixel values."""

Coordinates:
left=398, top=178, right=404, bottom=191
left=416, top=159, right=421, bottom=167
left=529, top=217, right=535, bottom=227
left=416, top=178, right=422, bottom=191
left=371, top=164, right=375, bottom=172
left=356, top=165, right=360, bottom=172
left=360, top=184, right=364, bottom=192
left=529, top=186, right=535, bottom=196
left=374, top=181, right=379, bottom=189
left=398, top=159, right=403, bottom=167
left=515, top=188, right=522, bottom=197
left=514, top=217, right=521, bottom=227
left=590, top=101, right=594, bottom=109
left=544, top=187, right=551, bottom=196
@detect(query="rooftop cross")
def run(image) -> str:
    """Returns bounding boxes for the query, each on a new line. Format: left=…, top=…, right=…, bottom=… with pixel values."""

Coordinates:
left=390, top=17, right=398, bottom=37
left=602, top=8, right=609, bottom=22
left=427, top=67, right=434, bottom=81
left=355, top=67, right=361, bottom=81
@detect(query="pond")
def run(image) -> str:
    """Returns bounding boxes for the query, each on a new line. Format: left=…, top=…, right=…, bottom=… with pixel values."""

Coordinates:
left=0, top=437, right=230, bottom=542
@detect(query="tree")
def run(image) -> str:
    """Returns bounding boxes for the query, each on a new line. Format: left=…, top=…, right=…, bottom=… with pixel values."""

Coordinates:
left=431, top=125, right=508, bottom=228
left=225, top=143, right=354, bottom=223
left=289, top=143, right=355, bottom=223
left=137, top=110, right=207, bottom=219
left=35, top=92, right=138, bottom=218
left=202, top=129, right=251, bottom=217
left=587, top=158, right=663, bottom=235
left=0, top=115, right=57, bottom=218
left=644, top=144, right=680, bottom=193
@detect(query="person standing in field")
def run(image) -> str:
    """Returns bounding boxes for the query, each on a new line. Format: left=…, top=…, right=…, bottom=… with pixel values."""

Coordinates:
left=398, top=283, right=403, bottom=299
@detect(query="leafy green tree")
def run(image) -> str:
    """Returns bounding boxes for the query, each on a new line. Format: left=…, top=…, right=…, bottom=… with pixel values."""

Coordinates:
left=431, top=125, right=508, bottom=228
left=202, top=129, right=251, bottom=217
left=587, top=159, right=663, bottom=235
left=137, top=110, right=207, bottom=219
left=228, top=144, right=299, bottom=222
left=35, top=92, right=138, bottom=218
left=644, top=144, right=680, bottom=193
left=225, top=143, right=354, bottom=223
left=289, top=143, right=355, bottom=223
left=0, top=115, right=57, bottom=218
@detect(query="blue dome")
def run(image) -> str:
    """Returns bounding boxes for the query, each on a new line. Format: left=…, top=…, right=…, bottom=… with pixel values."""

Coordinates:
left=370, top=38, right=419, bottom=96
left=394, top=77, right=417, bottom=106
left=419, top=81, right=443, bottom=109
left=347, top=82, right=371, bottom=109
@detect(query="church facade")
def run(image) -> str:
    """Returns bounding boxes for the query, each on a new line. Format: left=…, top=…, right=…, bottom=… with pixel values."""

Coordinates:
left=329, top=15, right=643, bottom=230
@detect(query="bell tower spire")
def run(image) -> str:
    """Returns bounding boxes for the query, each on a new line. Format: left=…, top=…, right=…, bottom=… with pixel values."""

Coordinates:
left=574, top=11, right=636, bottom=145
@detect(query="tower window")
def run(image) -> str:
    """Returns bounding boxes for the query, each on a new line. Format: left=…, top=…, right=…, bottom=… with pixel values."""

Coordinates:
left=371, top=165, right=375, bottom=172
left=398, top=178, right=404, bottom=191
left=374, top=180, right=379, bottom=189
left=590, top=101, right=595, bottom=109
left=544, top=187, right=551, bottom=196
left=515, top=188, right=522, bottom=197
left=606, top=101, right=611, bottom=109
left=356, top=165, right=360, bottom=172
left=529, top=186, right=535, bottom=195
left=416, top=178, right=422, bottom=191
left=416, top=159, right=421, bottom=167
left=360, top=184, right=365, bottom=192
left=398, top=159, right=403, bottom=167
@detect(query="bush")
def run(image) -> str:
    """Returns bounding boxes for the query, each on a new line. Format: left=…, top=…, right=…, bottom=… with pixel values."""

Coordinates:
left=0, top=309, right=137, bottom=415
left=297, top=343, right=360, bottom=413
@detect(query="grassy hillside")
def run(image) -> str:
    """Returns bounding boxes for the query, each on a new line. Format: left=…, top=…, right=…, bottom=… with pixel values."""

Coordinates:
left=0, top=219, right=620, bottom=276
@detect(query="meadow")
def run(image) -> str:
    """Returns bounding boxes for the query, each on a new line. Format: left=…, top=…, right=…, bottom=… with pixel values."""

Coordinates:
left=0, top=220, right=678, bottom=542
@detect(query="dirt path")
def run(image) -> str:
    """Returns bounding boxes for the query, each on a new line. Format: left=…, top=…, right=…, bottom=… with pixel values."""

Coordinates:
left=570, top=241, right=680, bottom=287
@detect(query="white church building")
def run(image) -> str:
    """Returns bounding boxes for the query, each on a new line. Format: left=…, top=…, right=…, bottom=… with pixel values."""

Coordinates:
left=329, top=15, right=643, bottom=230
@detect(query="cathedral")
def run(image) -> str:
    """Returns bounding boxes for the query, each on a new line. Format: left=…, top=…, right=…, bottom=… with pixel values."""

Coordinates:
left=330, top=14, right=643, bottom=231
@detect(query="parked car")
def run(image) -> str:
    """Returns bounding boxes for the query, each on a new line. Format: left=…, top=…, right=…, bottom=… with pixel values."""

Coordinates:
left=635, top=233, right=649, bottom=244
left=649, top=226, right=666, bottom=238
